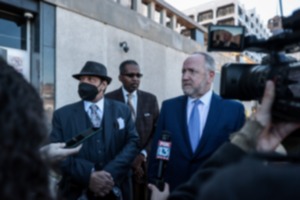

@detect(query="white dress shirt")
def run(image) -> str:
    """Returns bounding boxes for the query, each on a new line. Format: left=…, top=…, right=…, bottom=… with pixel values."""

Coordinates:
left=84, top=98, right=104, bottom=124
left=122, top=87, right=138, bottom=114
left=121, top=87, right=148, bottom=157
left=187, top=90, right=213, bottom=140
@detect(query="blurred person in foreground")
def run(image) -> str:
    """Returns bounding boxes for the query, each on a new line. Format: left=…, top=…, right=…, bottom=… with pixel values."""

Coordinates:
left=148, top=52, right=245, bottom=191
left=149, top=80, right=300, bottom=200
left=106, top=59, right=159, bottom=200
left=0, top=58, right=81, bottom=200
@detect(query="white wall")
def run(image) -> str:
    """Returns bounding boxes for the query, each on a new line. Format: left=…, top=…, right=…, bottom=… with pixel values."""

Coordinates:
left=55, top=8, right=189, bottom=109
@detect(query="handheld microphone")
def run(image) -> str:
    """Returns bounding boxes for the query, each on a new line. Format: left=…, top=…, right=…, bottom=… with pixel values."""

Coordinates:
left=155, top=130, right=171, bottom=191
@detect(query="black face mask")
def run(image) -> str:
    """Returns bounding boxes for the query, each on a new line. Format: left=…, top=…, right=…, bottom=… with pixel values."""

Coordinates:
left=78, top=82, right=99, bottom=101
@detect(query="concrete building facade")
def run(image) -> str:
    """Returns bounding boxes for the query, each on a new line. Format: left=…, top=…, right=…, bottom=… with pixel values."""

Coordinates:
left=0, top=0, right=237, bottom=123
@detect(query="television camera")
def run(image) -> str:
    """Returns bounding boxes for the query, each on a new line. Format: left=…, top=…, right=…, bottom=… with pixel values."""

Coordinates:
left=207, top=8, right=300, bottom=121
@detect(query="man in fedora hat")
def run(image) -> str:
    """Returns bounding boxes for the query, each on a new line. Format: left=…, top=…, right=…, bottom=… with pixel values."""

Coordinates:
left=50, top=61, right=139, bottom=200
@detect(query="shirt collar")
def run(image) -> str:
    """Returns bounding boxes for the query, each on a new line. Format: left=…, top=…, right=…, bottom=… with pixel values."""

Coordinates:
left=83, top=98, right=104, bottom=113
left=121, top=86, right=137, bottom=98
left=187, top=90, right=213, bottom=106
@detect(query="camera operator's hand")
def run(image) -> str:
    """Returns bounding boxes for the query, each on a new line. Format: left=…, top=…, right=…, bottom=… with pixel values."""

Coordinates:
left=231, top=81, right=300, bottom=152
left=148, top=183, right=169, bottom=200
left=256, top=81, right=300, bottom=152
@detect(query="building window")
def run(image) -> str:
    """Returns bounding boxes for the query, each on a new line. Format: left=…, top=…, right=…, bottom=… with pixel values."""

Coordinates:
left=238, top=6, right=243, bottom=17
left=189, top=15, right=195, bottom=20
left=197, top=10, right=213, bottom=22
left=0, top=10, right=27, bottom=50
left=217, top=18, right=234, bottom=25
left=245, top=16, right=249, bottom=23
left=217, top=4, right=235, bottom=17
left=39, top=3, right=56, bottom=126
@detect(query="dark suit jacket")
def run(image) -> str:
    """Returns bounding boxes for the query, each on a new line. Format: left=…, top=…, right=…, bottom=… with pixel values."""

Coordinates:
left=169, top=143, right=300, bottom=200
left=199, top=152, right=300, bottom=200
left=168, top=143, right=246, bottom=200
left=148, top=93, right=245, bottom=191
left=105, top=88, right=159, bottom=154
left=50, top=98, right=139, bottom=199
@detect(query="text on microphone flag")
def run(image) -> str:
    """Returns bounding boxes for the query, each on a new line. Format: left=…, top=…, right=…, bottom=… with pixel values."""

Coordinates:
left=156, top=140, right=171, bottom=160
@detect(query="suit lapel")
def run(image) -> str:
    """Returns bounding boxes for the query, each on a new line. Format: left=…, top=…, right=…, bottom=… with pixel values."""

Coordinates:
left=178, top=96, right=194, bottom=155
left=195, top=93, right=221, bottom=155
left=136, top=90, right=143, bottom=122
left=72, top=101, right=91, bottom=133
left=116, top=88, right=125, bottom=103
left=103, top=99, right=115, bottom=149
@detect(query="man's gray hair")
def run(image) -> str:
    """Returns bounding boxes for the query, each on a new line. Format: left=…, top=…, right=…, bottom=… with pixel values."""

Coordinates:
left=192, top=52, right=216, bottom=72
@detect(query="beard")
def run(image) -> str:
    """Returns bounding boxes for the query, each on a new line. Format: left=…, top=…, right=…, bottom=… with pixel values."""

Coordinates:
left=182, top=82, right=209, bottom=98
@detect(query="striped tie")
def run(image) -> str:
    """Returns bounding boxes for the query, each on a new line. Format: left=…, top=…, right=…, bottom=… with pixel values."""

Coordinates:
left=127, top=93, right=136, bottom=121
left=90, top=104, right=101, bottom=128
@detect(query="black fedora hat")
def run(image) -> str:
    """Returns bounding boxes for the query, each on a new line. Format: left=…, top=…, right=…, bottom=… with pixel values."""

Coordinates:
left=72, top=61, right=112, bottom=84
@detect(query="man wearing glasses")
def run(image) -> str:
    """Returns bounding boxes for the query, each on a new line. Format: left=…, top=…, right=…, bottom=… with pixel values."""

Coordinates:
left=106, top=59, right=159, bottom=200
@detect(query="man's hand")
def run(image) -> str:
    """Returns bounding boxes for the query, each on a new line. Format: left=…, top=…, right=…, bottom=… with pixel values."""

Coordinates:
left=148, top=183, right=170, bottom=200
left=89, top=170, right=114, bottom=197
left=256, top=81, right=300, bottom=151
left=40, top=143, right=82, bottom=163
left=132, top=154, right=146, bottom=179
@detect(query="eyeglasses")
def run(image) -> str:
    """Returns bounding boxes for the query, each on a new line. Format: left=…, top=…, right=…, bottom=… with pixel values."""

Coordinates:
left=122, top=73, right=143, bottom=78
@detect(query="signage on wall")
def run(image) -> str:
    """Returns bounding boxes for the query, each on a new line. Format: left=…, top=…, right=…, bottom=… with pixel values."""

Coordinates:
left=0, top=48, right=7, bottom=60
left=0, top=46, right=30, bottom=81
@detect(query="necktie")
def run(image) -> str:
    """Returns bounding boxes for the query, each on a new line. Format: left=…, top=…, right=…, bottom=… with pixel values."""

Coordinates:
left=90, top=104, right=101, bottom=128
left=127, top=93, right=136, bottom=121
left=188, top=99, right=201, bottom=152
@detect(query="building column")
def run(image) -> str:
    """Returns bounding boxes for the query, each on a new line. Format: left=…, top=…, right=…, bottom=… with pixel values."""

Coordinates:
left=170, top=15, right=177, bottom=30
left=132, top=0, right=143, bottom=14
left=148, top=1, right=155, bottom=20
left=160, top=9, right=167, bottom=25
left=24, top=12, right=33, bottom=80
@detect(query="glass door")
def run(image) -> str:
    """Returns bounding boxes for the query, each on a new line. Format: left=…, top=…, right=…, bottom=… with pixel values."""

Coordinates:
left=0, top=9, right=31, bottom=81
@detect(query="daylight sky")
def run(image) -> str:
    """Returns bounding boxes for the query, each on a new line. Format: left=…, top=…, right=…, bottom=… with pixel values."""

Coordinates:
left=164, top=0, right=300, bottom=24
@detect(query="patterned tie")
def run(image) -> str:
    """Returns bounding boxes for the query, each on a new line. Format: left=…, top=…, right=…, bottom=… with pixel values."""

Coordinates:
left=90, top=104, right=101, bottom=128
left=127, top=93, right=136, bottom=121
left=188, top=99, right=202, bottom=152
